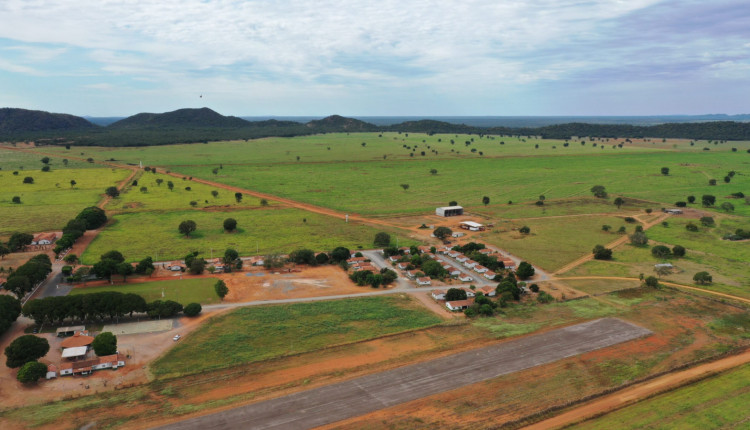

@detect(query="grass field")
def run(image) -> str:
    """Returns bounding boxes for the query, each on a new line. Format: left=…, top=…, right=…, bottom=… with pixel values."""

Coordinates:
left=559, top=278, right=643, bottom=295
left=576, top=363, right=750, bottom=430
left=69, top=278, right=220, bottom=304
left=0, top=147, right=99, bottom=170
left=81, top=207, right=416, bottom=264
left=150, top=295, right=443, bottom=378
left=478, top=215, right=627, bottom=271
left=0, top=167, right=130, bottom=236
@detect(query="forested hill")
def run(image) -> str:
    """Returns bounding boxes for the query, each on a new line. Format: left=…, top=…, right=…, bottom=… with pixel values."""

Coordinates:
left=0, top=108, right=95, bottom=133
left=1, top=107, right=750, bottom=146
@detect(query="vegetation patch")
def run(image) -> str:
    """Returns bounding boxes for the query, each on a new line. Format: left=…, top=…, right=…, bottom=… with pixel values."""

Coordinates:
left=69, top=278, right=220, bottom=304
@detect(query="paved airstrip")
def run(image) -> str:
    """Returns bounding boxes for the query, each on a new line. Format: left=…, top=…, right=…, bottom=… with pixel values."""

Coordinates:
left=156, top=318, right=650, bottom=430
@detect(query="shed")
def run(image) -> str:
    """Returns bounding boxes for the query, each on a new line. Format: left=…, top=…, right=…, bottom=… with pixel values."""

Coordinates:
left=459, top=221, right=485, bottom=231
left=436, top=206, right=464, bottom=217
left=61, top=346, right=88, bottom=359
left=56, top=325, right=86, bottom=337
left=446, top=298, right=474, bottom=311
left=417, top=277, right=431, bottom=286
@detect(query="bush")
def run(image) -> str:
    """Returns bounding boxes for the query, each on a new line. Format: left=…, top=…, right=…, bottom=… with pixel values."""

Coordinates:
left=624, top=217, right=637, bottom=223
left=289, top=249, right=316, bottom=265
left=23, top=176, right=34, bottom=184
left=693, top=271, right=712, bottom=285
left=700, top=216, right=715, bottom=227
left=672, top=245, right=686, bottom=257
left=537, top=291, right=554, bottom=303
left=601, top=225, right=611, bottom=232
left=184, top=303, right=202, bottom=317
left=519, top=226, right=531, bottom=234
left=644, top=276, right=660, bottom=288
left=529, top=284, right=539, bottom=293
left=214, top=280, right=229, bottom=299
left=373, top=232, right=391, bottom=247
left=686, top=223, right=699, bottom=232
left=329, top=247, right=351, bottom=263
left=592, top=245, right=613, bottom=260
left=675, top=201, right=687, bottom=207
left=629, top=231, right=649, bottom=246
left=17, top=361, right=47, bottom=383
left=92, top=332, right=117, bottom=356
left=315, top=252, right=329, bottom=265
left=223, top=218, right=237, bottom=232
left=651, top=245, right=672, bottom=258
left=516, top=261, right=535, bottom=279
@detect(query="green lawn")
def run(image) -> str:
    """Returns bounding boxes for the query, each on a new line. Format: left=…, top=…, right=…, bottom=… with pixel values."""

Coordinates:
left=0, top=167, right=130, bottom=236
left=150, top=295, right=443, bottom=378
left=69, top=278, right=220, bottom=304
left=81, top=207, right=416, bottom=263
left=575, top=363, right=750, bottom=430
left=478, top=215, right=627, bottom=272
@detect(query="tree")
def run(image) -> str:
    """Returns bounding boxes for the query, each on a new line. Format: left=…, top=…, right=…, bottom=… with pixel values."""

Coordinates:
left=519, top=226, right=531, bottom=234
left=661, top=167, right=670, bottom=175
left=11, top=196, right=20, bottom=204
left=516, top=261, right=535, bottom=279
left=702, top=195, right=716, bottom=207
left=135, top=257, right=154, bottom=274
left=651, top=245, right=672, bottom=258
left=179, top=220, right=197, bottom=237
left=592, top=245, right=613, bottom=260
left=289, top=249, right=316, bottom=265
left=374, top=232, right=391, bottom=247
left=70, top=179, right=76, bottom=188
left=430, top=169, right=438, bottom=175
left=4, top=335, right=49, bottom=368
left=167, top=181, right=174, bottom=191
left=687, top=195, right=696, bottom=204
left=400, top=184, right=410, bottom=191
left=481, top=196, right=490, bottom=206
left=211, top=190, right=219, bottom=198
left=0, top=245, right=9, bottom=259
left=260, top=199, right=269, bottom=206
left=537, top=291, right=554, bottom=303
left=8, top=233, right=34, bottom=251
left=433, top=227, right=452, bottom=240
left=644, top=276, right=660, bottom=288
left=184, top=303, right=202, bottom=317
left=721, top=202, right=735, bottom=212
left=315, top=252, right=330, bottom=265
left=693, top=271, right=712, bottom=285
left=590, top=185, right=607, bottom=198
left=105, top=186, right=120, bottom=198
left=445, top=288, right=468, bottom=301
left=708, top=179, right=717, bottom=186
left=614, top=197, right=624, bottom=209
left=672, top=245, right=686, bottom=257
left=92, top=332, right=117, bottom=356
left=699, top=216, right=715, bottom=227
left=330, top=247, right=351, bottom=263
left=116, top=262, right=134, bottom=282
left=140, top=186, right=148, bottom=193
left=76, top=206, right=107, bottom=229
left=234, top=192, right=242, bottom=203
left=421, top=260, right=446, bottom=278
left=189, top=258, right=205, bottom=274
left=16, top=361, right=47, bottom=383
left=101, top=250, right=125, bottom=263
left=629, top=231, right=649, bottom=246
left=156, top=178, right=164, bottom=186
left=223, top=248, right=239, bottom=265
left=449, top=200, right=457, bottom=206
left=23, top=176, right=34, bottom=184
left=223, top=218, right=237, bottom=232
left=601, top=225, right=611, bottom=232
left=214, top=280, right=229, bottom=299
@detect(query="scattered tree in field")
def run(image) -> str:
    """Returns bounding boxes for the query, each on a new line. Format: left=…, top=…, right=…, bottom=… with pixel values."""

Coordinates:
left=644, top=276, right=660, bottom=288
left=178, top=220, right=197, bottom=237
left=629, top=231, right=649, bottom=246
left=62, top=159, right=68, bottom=166
left=693, top=271, right=712, bottom=285
left=686, top=223, right=699, bottom=232
left=687, top=195, right=696, bottom=204
left=708, top=179, right=717, bottom=186
left=602, top=225, right=611, bottom=232
left=590, top=185, right=607, bottom=198
left=516, top=261, right=535, bottom=279
left=223, top=218, right=237, bottom=232
left=23, top=176, right=34, bottom=184
left=184, top=303, right=202, bottom=317
left=400, top=184, right=410, bottom=191
left=721, top=202, right=735, bottom=212
left=592, top=245, right=613, bottom=260
left=211, top=190, right=219, bottom=198
left=40, top=157, right=50, bottom=165
left=16, top=361, right=47, bottom=383
left=614, top=197, right=624, bottom=209
left=700, top=216, right=715, bottom=227
left=433, top=226, right=453, bottom=240
left=330, top=247, right=351, bottom=263
left=449, top=200, right=457, bottom=206
left=430, top=169, right=438, bottom=175
left=260, top=198, right=268, bottom=206
left=41, top=165, right=51, bottom=172
left=156, top=178, right=163, bottom=186
left=702, top=195, right=716, bottom=207
left=167, top=181, right=174, bottom=191
left=651, top=245, right=672, bottom=258
left=374, top=232, right=391, bottom=247
left=4, top=335, right=49, bottom=368
left=105, top=186, right=120, bottom=198
left=672, top=245, right=686, bottom=257
left=92, top=332, right=117, bottom=356
left=214, top=280, right=229, bottom=299
left=519, top=226, right=531, bottom=234
left=12, top=196, right=21, bottom=204
left=482, top=196, right=490, bottom=206
left=212, top=168, right=219, bottom=175
left=445, top=288, right=468, bottom=301
left=661, top=167, right=670, bottom=175
left=234, top=192, right=242, bottom=203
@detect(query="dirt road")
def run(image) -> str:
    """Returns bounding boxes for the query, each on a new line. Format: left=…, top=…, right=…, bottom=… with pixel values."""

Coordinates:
left=523, top=348, right=750, bottom=430
left=154, top=318, right=650, bottom=430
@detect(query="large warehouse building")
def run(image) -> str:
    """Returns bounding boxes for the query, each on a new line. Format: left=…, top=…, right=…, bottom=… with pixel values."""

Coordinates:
left=436, top=206, right=464, bottom=217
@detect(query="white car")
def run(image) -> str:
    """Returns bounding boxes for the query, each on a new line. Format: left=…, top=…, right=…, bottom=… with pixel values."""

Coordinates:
left=172, top=334, right=181, bottom=341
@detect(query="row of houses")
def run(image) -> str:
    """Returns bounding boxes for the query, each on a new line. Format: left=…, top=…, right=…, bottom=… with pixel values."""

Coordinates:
left=346, top=257, right=379, bottom=273
left=58, top=354, right=126, bottom=376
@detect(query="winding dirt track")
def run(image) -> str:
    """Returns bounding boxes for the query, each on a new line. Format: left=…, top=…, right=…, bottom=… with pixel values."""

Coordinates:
left=523, top=348, right=750, bottom=430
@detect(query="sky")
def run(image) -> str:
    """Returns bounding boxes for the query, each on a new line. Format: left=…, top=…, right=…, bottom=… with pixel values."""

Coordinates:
left=0, top=0, right=748, bottom=117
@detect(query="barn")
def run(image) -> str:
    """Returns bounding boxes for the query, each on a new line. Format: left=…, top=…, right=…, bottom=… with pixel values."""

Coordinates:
left=436, top=206, right=464, bottom=217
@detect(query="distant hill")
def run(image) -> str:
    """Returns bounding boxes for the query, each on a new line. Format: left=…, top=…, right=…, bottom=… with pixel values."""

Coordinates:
left=0, top=108, right=95, bottom=133
left=109, top=107, right=251, bottom=129
left=306, top=115, right=377, bottom=132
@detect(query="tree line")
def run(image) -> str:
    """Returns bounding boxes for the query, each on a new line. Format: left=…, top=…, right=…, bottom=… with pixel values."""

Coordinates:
left=3, top=254, right=52, bottom=297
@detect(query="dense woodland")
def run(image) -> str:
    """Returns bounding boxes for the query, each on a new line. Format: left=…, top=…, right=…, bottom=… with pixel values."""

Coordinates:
left=2, top=108, right=750, bottom=146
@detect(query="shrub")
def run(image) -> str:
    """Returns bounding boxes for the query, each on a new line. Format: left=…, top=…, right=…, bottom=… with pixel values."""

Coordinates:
left=675, top=201, right=687, bottom=207
left=374, top=232, right=391, bottom=247
left=519, top=226, right=531, bottom=234
left=23, top=176, right=34, bottom=184
left=672, top=245, right=686, bottom=257
left=592, top=245, right=613, bottom=260
left=644, top=276, right=660, bottom=288
left=699, top=216, right=715, bottom=227
left=537, top=291, right=554, bottom=303
left=529, top=284, right=539, bottom=293
left=92, top=332, right=117, bottom=356
left=693, top=271, right=712, bottom=285
left=629, top=231, right=648, bottom=246
left=686, top=223, right=699, bottom=232
left=223, top=218, right=237, bottom=232
left=651, top=245, right=672, bottom=258
left=183, top=303, right=202, bottom=317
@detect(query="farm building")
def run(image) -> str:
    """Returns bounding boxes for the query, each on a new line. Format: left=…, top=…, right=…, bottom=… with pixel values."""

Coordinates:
left=664, top=208, right=683, bottom=215
left=61, top=346, right=88, bottom=360
left=446, top=298, right=474, bottom=311
left=459, top=221, right=485, bottom=231
left=56, top=325, right=85, bottom=337
left=59, top=354, right=126, bottom=376
left=166, top=261, right=184, bottom=271
left=436, top=206, right=464, bottom=217
left=655, top=263, right=674, bottom=269
left=417, top=277, right=431, bottom=286
left=431, top=290, right=446, bottom=300
left=32, top=233, right=57, bottom=245
left=60, top=332, right=94, bottom=349
left=46, top=364, right=57, bottom=380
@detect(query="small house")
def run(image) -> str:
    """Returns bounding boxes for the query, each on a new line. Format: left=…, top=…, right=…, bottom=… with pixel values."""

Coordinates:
left=476, top=286, right=496, bottom=297
left=458, top=274, right=473, bottom=282
left=388, top=255, right=401, bottom=263
left=399, top=247, right=411, bottom=254
left=46, top=364, right=57, bottom=380
left=455, top=254, right=469, bottom=263
left=417, top=277, right=432, bottom=286
left=396, top=262, right=409, bottom=270
left=463, top=260, right=478, bottom=269
left=473, top=265, right=488, bottom=273
left=448, top=250, right=460, bottom=258
left=166, top=261, right=184, bottom=271
left=406, top=270, right=420, bottom=279
left=446, top=298, right=474, bottom=311
left=451, top=232, right=465, bottom=238
left=431, top=290, right=446, bottom=300
left=484, top=271, right=497, bottom=280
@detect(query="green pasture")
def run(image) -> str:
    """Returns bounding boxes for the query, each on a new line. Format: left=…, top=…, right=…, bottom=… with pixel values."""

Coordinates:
left=576, top=363, right=750, bottom=430
left=0, top=167, right=130, bottom=236
left=0, top=147, right=97, bottom=170
left=69, top=278, right=220, bottom=304
left=80, top=207, right=416, bottom=264
left=108, top=172, right=266, bottom=213
left=150, top=295, right=442, bottom=378
left=174, top=151, right=749, bottom=216
left=560, top=278, right=642, bottom=295
left=479, top=215, right=627, bottom=272
left=472, top=197, right=657, bottom=219
left=37, top=132, right=682, bottom=167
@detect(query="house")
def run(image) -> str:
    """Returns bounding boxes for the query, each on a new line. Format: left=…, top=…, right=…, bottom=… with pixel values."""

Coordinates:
left=406, top=270, right=420, bottom=279
left=473, top=265, right=488, bottom=273
left=418, top=246, right=432, bottom=254
left=477, top=248, right=493, bottom=255
left=463, top=260, right=478, bottom=269
left=207, top=258, right=225, bottom=272
left=388, top=255, right=401, bottom=263
left=439, top=246, right=452, bottom=254
left=396, top=262, right=409, bottom=270
left=654, top=263, right=673, bottom=269
left=59, top=354, right=126, bottom=376
left=32, top=233, right=57, bottom=246
left=424, top=253, right=437, bottom=260
left=448, top=250, right=460, bottom=258
left=46, top=364, right=57, bottom=380
left=166, top=261, right=184, bottom=271
left=459, top=221, right=485, bottom=231
left=248, top=256, right=265, bottom=266
left=461, top=287, right=476, bottom=297
left=447, top=268, right=461, bottom=276
left=476, top=286, right=496, bottom=296
left=431, top=290, right=446, bottom=300
left=484, top=271, right=497, bottom=280
left=458, top=274, right=473, bottom=282
left=417, top=277, right=431, bottom=286
left=451, top=232, right=465, bottom=238
left=436, top=206, right=464, bottom=217
left=665, top=208, right=683, bottom=215
left=399, top=247, right=411, bottom=254
left=446, top=298, right=474, bottom=311
left=347, top=257, right=368, bottom=265
left=500, top=259, right=516, bottom=270
left=455, top=254, right=469, bottom=263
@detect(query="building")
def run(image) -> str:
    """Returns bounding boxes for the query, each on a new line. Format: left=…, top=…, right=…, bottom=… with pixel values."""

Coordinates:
left=56, top=325, right=86, bottom=337
left=446, top=298, right=474, bottom=311
left=473, top=265, right=488, bottom=273
left=477, top=248, right=493, bottom=255
left=476, top=286, right=496, bottom=296
left=60, top=332, right=94, bottom=349
left=396, top=262, right=409, bottom=270
left=46, top=364, right=57, bottom=380
left=387, top=255, right=401, bottom=263
left=399, top=247, right=412, bottom=254
left=484, top=271, right=497, bottom=280
left=166, top=261, right=184, bottom=271
left=459, top=221, right=485, bottom=231
left=500, top=259, right=516, bottom=270
left=417, top=277, right=431, bottom=286
left=356, top=265, right=378, bottom=273
left=436, top=206, right=464, bottom=217
left=455, top=254, right=468, bottom=263
left=59, top=354, right=126, bottom=376
left=654, top=263, right=674, bottom=269
left=406, top=270, right=421, bottom=279
left=463, top=260, right=478, bottom=269
left=447, top=250, right=461, bottom=258
left=451, top=232, right=465, bottom=238
left=61, top=346, right=88, bottom=360
left=665, top=208, right=683, bottom=215
left=32, top=233, right=57, bottom=246
left=346, top=257, right=368, bottom=265
left=431, top=290, right=446, bottom=300
left=458, top=274, right=473, bottom=282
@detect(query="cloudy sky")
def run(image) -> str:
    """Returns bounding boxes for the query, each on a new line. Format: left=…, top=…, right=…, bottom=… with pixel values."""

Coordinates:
left=0, top=0, right=748, bottom=116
